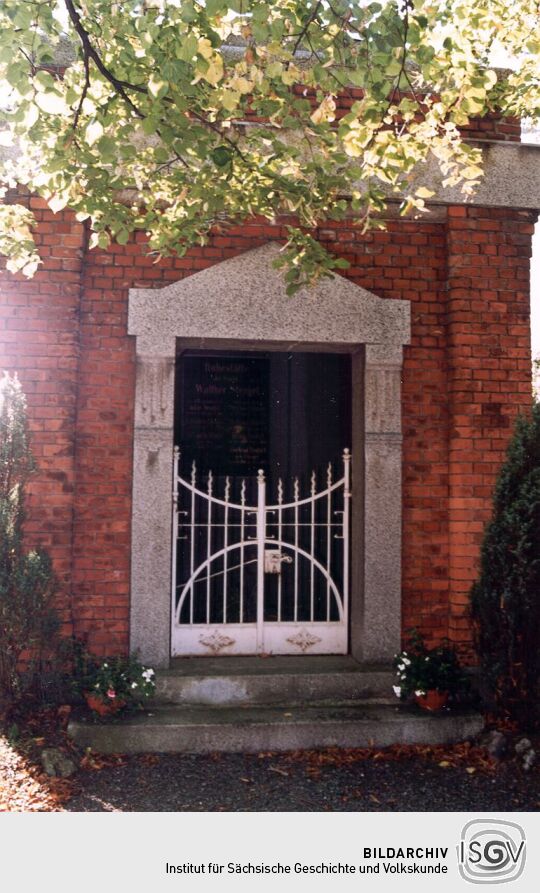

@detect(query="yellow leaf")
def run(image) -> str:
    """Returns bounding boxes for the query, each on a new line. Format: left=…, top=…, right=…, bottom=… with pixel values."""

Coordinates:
left=310, top=96, right=336, bottom=126
left=221, top=90, right=240, bottom=111
left=48, top=194, right=67, bottom=213
left=148, top=77, right=168, bottom=99
left=438, top=760, right=451, bottom=768
left=24, top=104, right=39, bottom=128
left=197, top=38, right=214, bottom=60
left=230, top=76, right=252, bottom=95
left=462, top=165, right=483, bottom=180
left=85, top=120, right=103, bottom=146
left=35, top=91, right=67, bottom=115
left=203, top=59, right=224, bottom=86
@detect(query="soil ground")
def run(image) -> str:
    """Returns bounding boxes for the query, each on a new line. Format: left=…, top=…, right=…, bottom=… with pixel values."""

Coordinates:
left=63, top=748, right=540, bottom=812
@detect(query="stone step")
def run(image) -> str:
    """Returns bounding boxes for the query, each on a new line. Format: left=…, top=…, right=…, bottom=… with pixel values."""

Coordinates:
left=156, top=656, right=394, bottom=706
left=68, top=703, right=483, bottom=754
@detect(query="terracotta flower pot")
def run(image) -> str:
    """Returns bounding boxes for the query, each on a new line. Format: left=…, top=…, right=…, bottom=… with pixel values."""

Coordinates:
left=415, top=689, right=449, bottom=712
left=84, top=692, right=126, bottom=716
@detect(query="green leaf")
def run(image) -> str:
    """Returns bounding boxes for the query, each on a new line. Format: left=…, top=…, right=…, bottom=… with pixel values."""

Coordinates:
left=211, top=146, right=232, bottom=167
left=96, top=136, right=117, bottom=160
left=176, top=33, right=198, bottom=63
left=205, top=0, right=226, bottom=14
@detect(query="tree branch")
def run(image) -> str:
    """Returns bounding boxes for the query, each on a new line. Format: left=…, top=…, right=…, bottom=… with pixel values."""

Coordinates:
left=290, top=1, right=323, bottom=60
left=72, top=46, right=90, bottom=131
left=63, top=0, right=145, bottom=118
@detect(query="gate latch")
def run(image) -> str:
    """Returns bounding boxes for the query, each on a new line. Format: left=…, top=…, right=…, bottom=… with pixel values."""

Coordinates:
left=264, top=550, right=293, bottom=574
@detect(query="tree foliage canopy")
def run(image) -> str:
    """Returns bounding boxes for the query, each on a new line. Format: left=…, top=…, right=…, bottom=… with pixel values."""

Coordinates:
left=0, top=0, right=539, bottom=290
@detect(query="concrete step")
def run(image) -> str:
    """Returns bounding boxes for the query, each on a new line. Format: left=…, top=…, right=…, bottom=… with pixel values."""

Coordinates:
left=67, top=703, right=483, bottom=754
left=156, top=656, right=394, bottom=706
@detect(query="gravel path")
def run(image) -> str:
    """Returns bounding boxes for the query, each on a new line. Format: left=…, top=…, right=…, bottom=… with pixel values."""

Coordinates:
left=65, top=750, right=540, bottom=812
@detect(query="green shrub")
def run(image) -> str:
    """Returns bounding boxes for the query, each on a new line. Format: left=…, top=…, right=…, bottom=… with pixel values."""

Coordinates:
left=0, top=371, right=58, bottom=703
left=470, top=403, right=540, bottom=728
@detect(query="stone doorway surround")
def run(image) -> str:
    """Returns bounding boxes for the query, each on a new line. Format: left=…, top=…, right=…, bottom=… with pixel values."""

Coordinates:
left=127, top=243, right=410, bottom=668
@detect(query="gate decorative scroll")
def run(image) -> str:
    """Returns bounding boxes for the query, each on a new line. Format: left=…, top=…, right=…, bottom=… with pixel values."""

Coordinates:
left=171, top=447, right=351, bottom=656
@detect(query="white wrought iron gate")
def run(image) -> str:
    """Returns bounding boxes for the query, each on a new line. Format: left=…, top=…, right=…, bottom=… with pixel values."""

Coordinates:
left=171, top=447, right=351, bottom=656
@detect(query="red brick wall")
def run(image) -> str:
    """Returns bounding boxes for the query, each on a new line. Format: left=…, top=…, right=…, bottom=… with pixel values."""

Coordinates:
left=0, top=202, right=534, bottom=657
left=446, top=206, right=535, bottom=646
left=0, top=195, right=86, bottom=635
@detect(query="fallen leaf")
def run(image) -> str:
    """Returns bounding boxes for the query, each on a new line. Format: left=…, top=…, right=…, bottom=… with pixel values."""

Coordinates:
left=138, top=754, right=160, bottom=766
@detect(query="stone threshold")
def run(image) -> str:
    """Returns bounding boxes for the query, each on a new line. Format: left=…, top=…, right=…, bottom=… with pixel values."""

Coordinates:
left=166, top=655, right=387, bottom=676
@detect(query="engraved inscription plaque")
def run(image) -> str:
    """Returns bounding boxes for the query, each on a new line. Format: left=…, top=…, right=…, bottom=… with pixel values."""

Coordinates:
left=178, top=355, right=269, bottom=475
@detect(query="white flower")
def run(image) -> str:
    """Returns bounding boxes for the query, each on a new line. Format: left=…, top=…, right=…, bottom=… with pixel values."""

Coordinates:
left=131, top=682, right=138, bottom=689
left=402, top=657, right=411, bottom=666
left=392, top=685, right=401, bottom=698
left=397, top=663, right=405, bottom=671
left=103, top=663, right=108, bottom=668
left=425, top=656, right=430, bottom=661
left=415, top=689, right=426, bottom=697
left=142, top=669, right=155, bottom=682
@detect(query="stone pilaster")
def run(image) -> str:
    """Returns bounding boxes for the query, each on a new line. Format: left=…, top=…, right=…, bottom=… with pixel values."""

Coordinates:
left=130, top=352, right=176, bottom=667
left=353, top=344, right=404, bottom=663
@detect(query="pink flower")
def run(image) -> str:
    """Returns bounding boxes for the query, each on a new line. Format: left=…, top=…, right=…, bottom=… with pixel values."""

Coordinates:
left=107, top=688, right=116, bottom=699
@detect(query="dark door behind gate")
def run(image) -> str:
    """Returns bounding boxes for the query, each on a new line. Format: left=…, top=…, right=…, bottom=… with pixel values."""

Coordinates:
left=172, top=350, right=352, bottom=656
left=174, top=350, right=351, bottom=488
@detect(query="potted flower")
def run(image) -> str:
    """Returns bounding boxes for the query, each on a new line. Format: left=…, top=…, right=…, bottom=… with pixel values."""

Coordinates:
left=393, top=632, right=468, bottom=711
left=72, top=651, right=156, bottom=716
